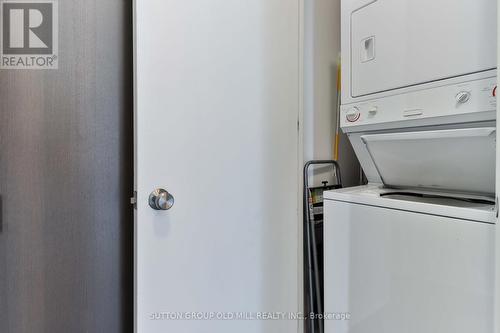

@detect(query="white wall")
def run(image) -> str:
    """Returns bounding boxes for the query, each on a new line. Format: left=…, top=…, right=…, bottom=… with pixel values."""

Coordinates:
left=303, top=0, right=361, bottom=188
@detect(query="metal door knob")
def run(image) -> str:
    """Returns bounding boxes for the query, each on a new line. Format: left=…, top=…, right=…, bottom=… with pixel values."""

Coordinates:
left=149, top=189, right=174, bottom=210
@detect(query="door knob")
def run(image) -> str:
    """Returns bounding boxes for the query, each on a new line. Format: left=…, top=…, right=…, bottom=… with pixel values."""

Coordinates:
left=149, top=189, right=174, bottom=210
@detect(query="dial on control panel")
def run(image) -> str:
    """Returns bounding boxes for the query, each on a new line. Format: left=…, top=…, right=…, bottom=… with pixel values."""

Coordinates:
left=346, top=107, right=361, bottom=122
left=456, top=91, right=471, bottom=104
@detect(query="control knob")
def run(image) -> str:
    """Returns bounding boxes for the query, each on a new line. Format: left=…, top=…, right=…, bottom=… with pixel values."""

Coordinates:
left=456, top=91, right=471, bottom=104
left=346, top=107, right=361, bottom=122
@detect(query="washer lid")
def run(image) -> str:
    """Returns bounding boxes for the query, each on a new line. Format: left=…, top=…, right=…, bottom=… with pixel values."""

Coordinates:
left=324, top=185, right=496, bottom=223
left=360, top=127, right=496, bottom=197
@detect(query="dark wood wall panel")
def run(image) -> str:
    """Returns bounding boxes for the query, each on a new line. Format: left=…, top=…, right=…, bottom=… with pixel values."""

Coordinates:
left=0, top=1, right=133, bottom=332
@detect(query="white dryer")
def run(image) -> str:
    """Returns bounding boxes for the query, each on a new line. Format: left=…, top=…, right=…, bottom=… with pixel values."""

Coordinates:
left=341, top=0, right=497, bottom=105
left=324, top=0, right=498, bottom=332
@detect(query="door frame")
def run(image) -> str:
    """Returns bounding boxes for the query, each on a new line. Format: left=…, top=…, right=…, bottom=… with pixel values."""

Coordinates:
left=298, top=0, right=305, bottom=332
left=495, top=1, right=500, bottom=331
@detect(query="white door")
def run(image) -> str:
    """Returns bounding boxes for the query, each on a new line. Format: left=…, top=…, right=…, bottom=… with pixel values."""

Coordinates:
left=134, top=1, right=302, bottom=332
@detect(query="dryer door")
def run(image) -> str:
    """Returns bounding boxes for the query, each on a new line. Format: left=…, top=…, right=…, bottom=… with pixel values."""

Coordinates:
left=350, top=0, right=497, bottom=97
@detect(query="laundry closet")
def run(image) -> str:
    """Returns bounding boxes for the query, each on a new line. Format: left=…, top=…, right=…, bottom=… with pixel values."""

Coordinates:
left=321, top=1, right=499, bottom=333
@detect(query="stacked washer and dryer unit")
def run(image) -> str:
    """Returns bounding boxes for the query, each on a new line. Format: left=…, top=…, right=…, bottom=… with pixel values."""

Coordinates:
left=324, top=0, right=497, bottom=332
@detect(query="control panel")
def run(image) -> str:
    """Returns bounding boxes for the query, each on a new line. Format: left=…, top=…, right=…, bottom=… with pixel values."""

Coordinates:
left=341, top=77, right=497, bottom=131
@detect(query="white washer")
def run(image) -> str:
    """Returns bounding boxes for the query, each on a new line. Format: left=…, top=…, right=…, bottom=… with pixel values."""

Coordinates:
left=324, top=185, right=495, bottom=333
